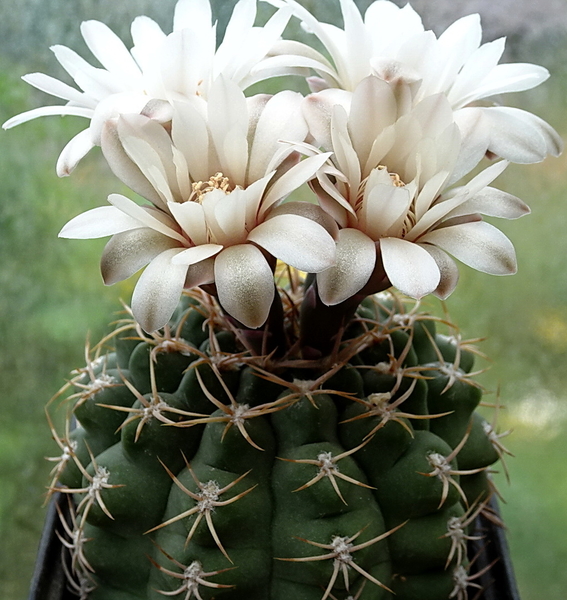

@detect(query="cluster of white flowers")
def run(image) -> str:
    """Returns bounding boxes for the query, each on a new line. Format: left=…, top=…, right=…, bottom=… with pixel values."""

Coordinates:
left=4, top=0, right=562, bottom=333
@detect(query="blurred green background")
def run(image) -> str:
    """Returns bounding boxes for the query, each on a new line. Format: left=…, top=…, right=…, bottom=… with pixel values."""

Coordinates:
left=0, top=1, right=566, bottom=598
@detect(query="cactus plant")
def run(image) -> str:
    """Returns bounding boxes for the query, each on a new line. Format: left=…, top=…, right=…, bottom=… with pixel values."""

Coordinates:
left=3, top=1, right=562, bottom=599
left=46, top=285, right=508, bottom=600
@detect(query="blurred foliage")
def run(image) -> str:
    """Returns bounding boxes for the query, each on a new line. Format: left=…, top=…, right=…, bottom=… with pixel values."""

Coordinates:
left=0, top=1, right=566, bottom=599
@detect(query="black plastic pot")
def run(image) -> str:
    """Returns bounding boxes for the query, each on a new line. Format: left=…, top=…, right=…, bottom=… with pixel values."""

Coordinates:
left=29, top=493, right=521, bottom=600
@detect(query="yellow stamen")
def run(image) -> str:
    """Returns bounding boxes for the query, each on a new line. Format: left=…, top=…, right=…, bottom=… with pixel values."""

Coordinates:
left=190, top=172, right=232, bottom=203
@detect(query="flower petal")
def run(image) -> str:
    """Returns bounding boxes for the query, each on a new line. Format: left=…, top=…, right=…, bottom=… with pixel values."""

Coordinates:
left=460, top=62, right=549, bottom=105
left=80, top=20, right=141, bottom=80
left=214, top=244, right=275, bottom=328
left=360, top=176, right=412, bottom=239
left=380, top=237, right=440, bottom=298
left=59, top=206, right=141, bottom=239
left=174, top=0, right=212, bottom=31
left=185, top=257, right=215, bottom=289
left=446, top=187, right=530, bottom=221
left=101, top=120, right=166, bottom=209
left=167, top=200, right=208, bottom=246
left=317, top=228, right=376, bottom=306
left=421, top=244, right=459, bottom=299
left=171, top=99, right=211, bottom=183
left=348, top=75, right=397, bottom=166
left=261, top=152, right=332, bottom=216
left=302, top=88, right=353, bottom=151
left=107, top=194, right=187, bottom=244
left=21, top=72, right=87, bottom=104
left=2, top=105, right=93, bottom=129
left=207, top=75, right=249, bottom=184
left=131, top=248, right=189, bottom=332
left=130, top=16, right=166, bottom=73
left=56, top=129, right=96, bottom=177
left=248, top=213, right=336, bottom=272
left=101, top=228, right=179, bottom=285
left=420, top=220, right=517, bottom=275
left=171, top=244, right=223, bottom=266
left=247, top=90, right=306, bottom=183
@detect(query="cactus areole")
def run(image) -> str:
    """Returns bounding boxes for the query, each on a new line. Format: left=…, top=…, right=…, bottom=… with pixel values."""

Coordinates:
left=4, top=1, right=562, bottom=599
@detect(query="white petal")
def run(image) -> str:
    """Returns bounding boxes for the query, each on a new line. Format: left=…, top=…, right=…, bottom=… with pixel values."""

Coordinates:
left=247, top=90, right=307, bottom=183
left=462, top=159, right=509, bottom=196
left=90, top=92, right=152, bottom=145
left=265, top=0, right=346, bottom=84
left=131, top=15, right=165, bottom=45
left=317, top=228, right=376, bottom=306
left=214, top=244, right=275, bottom=328
left=205, top=188, right=248, bottom=245
left=266, top=201, right=339, bottom=239
left=132, top=248, right=189, bottom=332
left=56, top=129, right=96, bottom=177
left=447, top=38, right=506, bottom=108
left=101, top=228, right=179, bottom=285
left=245, top=43, right=335, bottom=91
left=432, top=14, right=482, bottom=94
left=348, top=76, right=397, bottom=165
left=420, top=220, right=517, bottom=275
left=171, top=99, right=211, bottom=183
left=101, top=120, right=166, bottom=209
left=207, top=76, right=249, bottom=184
left=80, top=20, right=141, bottom=80
left=2, top=105, right=93, bottom=129
left=446, top=187, right=530, bottom=221
left=462, top=63, right=549, bottom=105
left=330, top=104, right=361, bottom=192
left=360, top=177, right=412, bottom=240
left=22, top=72, right=87, bottom=104
left=130, top=16, right=166, bottom=73
left=261, top=152, right=332, bottom=216
left=185, top=257, right=215, bottom=288
left=422, top=244, right=459, bottom=299
left=167, top=200, right=208, bottom=246
left=50, top=44, right=91, bottom=80
left=115, top=113, right=181, bottom=204
left=59, top=206, right=141, bottom=239
left=174, top=0, right=212, bottom=31
left=248, top=213, right=336, bottom=272
left=302, top=88, right=353, bottom=151
left=338, top=0, right=373, bottom=88
left=108, top=194, right=186, bottom=244
left=380, top=237, right=440, bottom=298
left=214, top=0, right=259, bottom=80
left=310, top=175, right=351, bottom=227
left=160, top=29, right=214, bottom=98
left=483, top=107, right=563, bottom=161
left=172, top=244, right=223, bottom=266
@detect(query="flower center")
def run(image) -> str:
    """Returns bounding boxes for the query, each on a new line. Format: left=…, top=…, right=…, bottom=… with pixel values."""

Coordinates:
left=190, top=172, right=232, bottom=203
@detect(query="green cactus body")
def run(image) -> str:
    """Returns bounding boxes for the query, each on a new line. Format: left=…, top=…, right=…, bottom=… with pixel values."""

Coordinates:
left=48, top=291, right=506, bottom=600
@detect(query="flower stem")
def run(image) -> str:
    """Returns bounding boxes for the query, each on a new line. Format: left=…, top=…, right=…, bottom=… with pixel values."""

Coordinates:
left=299, top=269, right=390, bottom=359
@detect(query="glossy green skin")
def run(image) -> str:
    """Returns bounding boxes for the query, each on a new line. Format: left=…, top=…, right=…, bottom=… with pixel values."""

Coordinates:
left=56, top=296, right=497, bottom=600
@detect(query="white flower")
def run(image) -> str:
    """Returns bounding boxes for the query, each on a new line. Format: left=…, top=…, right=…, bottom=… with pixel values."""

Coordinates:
left=59, top=77, right=337, bottom=331
left=2, top=0, right=299, bottom=176
left=303, top=76, right=529, bottom=305
left=266, top=0, right=562, bottom=170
